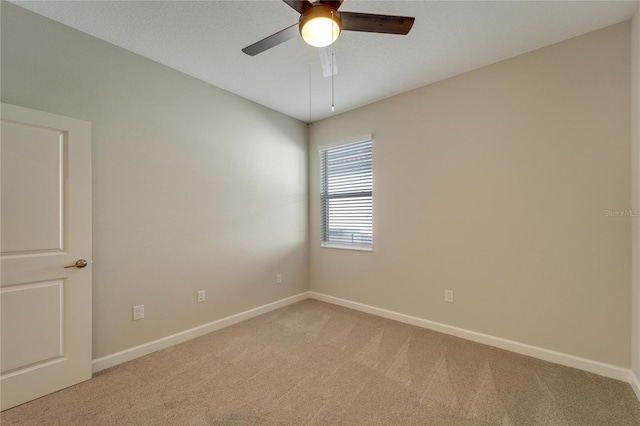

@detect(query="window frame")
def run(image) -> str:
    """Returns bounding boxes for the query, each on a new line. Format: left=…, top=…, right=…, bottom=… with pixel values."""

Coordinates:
left=318, top=136, right=373, bottom=252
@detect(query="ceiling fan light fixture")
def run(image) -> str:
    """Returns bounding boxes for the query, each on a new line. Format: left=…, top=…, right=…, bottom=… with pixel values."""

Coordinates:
left=299, top=5, right=341, bottom=48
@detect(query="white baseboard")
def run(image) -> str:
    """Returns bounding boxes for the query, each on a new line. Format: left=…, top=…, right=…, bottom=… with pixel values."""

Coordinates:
left=92, top=289, right=639, bottom=402
left=92, top=292, right=309, bottom=373
left=308, top=292, right=637, bottom=389
left=631, top=371, right=640, bottom=400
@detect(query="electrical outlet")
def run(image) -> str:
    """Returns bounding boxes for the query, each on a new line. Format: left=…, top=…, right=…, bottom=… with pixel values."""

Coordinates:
left=444, top=290, right=454, bottom=303
left=197, top=290, right=206, bottom=303
left=133, top=304, right=144, bottom=320
left=276, top=273, right=282, bottom=284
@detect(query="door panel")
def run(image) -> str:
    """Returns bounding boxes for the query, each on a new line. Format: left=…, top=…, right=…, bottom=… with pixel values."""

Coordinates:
left=0, top=103, right=92, bottom=411
left=1, top=281, right=63, bottom=373
left=1, top=122, right=65, bottom=254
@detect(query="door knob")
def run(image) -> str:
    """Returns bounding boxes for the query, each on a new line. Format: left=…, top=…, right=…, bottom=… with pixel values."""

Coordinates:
left=64, top=259, right=88, bottom=269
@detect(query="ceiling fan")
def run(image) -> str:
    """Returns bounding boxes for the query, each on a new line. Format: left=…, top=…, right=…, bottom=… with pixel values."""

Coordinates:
left=242, top=0, right=415, bottom=56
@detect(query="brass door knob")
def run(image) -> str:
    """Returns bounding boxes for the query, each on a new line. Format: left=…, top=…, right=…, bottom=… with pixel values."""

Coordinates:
left=64, top=259, right=88, bottom=269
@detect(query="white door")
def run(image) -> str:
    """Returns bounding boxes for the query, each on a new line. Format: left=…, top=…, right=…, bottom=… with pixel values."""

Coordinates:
left=0, top=103, right=92, bottom=410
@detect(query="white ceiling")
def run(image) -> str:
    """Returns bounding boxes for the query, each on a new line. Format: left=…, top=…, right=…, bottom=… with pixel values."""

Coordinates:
left=11, top=0, right=639, bottom=122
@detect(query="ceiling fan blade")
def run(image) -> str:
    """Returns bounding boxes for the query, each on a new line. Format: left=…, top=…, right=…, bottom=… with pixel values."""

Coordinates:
left=340, top=12, right=415, bottom=35
left=282, top=0, right=313, bottom=14
left=318, top=0, right=344, bottom=10
left=319, top=47, right=338, bottom=77
left=242, top=23, right=299, bottom=56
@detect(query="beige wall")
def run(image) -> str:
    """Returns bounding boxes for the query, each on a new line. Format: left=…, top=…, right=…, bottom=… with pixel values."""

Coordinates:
left=1, top=3, right=309, bottom=359
left=310, top=22, right=632, bottom=367
left=632, top=6, right=640, bottom=380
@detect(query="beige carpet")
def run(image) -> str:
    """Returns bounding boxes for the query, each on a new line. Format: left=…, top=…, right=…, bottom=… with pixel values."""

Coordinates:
left=2, top=299, right=639, bottom=425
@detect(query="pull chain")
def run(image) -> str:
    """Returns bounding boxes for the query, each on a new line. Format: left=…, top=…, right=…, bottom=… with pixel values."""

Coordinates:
left=331, top=10, right=335, bottom=112
left=308, top=44, right=312, bottom=123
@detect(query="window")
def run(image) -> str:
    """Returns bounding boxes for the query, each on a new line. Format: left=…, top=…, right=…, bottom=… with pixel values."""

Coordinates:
left=319, top=138, right=373, bottom=250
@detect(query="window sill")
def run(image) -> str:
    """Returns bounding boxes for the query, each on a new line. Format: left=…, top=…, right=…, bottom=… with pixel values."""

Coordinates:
left=320, top=242, right=372, bottom=252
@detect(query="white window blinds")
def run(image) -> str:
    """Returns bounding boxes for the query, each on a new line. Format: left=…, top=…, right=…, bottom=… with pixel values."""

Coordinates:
left=320, top=139, right=373, bottom=249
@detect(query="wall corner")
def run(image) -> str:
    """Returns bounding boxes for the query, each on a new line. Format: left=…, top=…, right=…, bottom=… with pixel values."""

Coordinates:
left=631, top=4, right=640, bottom=385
